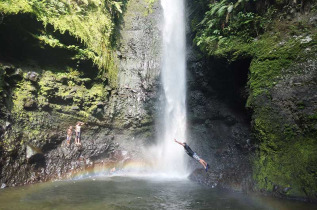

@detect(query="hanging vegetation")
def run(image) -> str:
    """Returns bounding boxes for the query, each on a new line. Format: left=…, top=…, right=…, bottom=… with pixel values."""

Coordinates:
left=0, top=0, right=127, bottom=86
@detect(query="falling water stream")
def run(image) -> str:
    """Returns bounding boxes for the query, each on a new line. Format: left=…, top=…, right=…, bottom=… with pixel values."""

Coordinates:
left=156, top=0, right=187, bottom=175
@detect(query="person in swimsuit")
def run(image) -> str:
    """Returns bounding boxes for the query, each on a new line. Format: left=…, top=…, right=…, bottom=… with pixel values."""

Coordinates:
left=75, top=121, right=84, bottom=145
left=174, top=138, right=209, bottom=172
left=66, top=126, right=73, bottom=146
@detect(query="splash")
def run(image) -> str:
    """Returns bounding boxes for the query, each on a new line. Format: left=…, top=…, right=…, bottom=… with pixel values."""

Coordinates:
left=154, top=0, right=187, bottom=176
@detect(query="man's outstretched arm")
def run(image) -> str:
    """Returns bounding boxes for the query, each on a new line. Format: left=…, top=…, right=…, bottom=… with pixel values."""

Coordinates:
left=174, top=139, right=185, bottom=147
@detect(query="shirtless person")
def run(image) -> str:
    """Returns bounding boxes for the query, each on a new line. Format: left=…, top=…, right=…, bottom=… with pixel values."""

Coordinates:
left=174, top=138, right=209, bottom=172
left=66, top=126, right=73, bottom=146
left=75, top=121, right=84, bottom=145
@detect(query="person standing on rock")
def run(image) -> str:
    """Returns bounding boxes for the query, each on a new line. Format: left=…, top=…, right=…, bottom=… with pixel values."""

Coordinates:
left=75, top=121, right=84, bottom=146
left=66, top=126, right=73, bottom=146
left=174, top=139, right=209, bottom=172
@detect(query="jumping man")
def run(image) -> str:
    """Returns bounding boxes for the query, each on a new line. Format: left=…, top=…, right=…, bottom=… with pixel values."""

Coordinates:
left=174, top=138, right=209, bottom=172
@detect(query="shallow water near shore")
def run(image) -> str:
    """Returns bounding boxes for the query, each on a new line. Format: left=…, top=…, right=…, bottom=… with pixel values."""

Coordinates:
left=0, top=176, right=315, bottom=210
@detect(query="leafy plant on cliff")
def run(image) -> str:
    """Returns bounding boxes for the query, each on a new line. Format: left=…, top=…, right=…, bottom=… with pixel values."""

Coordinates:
left=145, top=0, right=157, bottom=15
left=0, top=0, right=127, bottom=86
left=194, top=0, right=268, bottom=52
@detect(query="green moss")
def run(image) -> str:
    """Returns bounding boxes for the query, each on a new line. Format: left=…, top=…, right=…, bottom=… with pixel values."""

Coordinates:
left=309, top=112, right=317, bottom=120
left=0, top=0, right=127, bottom=87
left=7, top=65, right=107, bottom=127
left=12, top=80, right=37, bottom=111
left=0, top=0, right=32, bottom=14
left=1, top=62, right=114, bottom=156
left=144, top=0, right=157, bottom=16
left=251, top=90, right=317, bottom=198
left=296, top=101, right=306, bottom=110
left=254, top=136, right=317, bottom=197
left=37, top=69, right=107, bottom=117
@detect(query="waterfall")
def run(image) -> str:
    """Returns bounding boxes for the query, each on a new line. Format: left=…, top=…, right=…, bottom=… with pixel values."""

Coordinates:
left=156, top=0, right=187, bottom=176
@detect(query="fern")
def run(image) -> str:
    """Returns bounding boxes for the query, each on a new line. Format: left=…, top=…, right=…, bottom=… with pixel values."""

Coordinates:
left=217, top=5, right=228, bottom=17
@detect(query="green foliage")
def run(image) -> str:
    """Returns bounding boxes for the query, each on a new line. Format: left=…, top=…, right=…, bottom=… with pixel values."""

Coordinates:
left=194, top=0, right=265, bottom=52
left=194, top=0, right=316, bottom=99
left=0, top=0, right=128, bottom=87
left=7, top=67, right=109, bottom=134
left=145, top=0, right=157, bottom=15
left=0, top=0, right=32, bottom=14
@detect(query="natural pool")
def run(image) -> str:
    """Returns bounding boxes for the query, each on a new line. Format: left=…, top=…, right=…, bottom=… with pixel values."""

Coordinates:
left=0, top=176, right=315, bottom=210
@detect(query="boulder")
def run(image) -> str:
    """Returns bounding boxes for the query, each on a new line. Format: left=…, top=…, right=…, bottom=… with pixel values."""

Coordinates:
left=26, top=144, right=42, bottom=160
left=5, top=121, right=11, bottom=130
left=96, top=102, right=104, bottom=108
left=7, top=68, right=23, bottom=81
left=1, top=183, right=6, bottom=189
left=24, top=98, right=37, bottom=109
left=26, top=71, right=39, bottom=82
left=2, top=65, right=15, bottom=74
left=71, top=106, right=80, bottom=111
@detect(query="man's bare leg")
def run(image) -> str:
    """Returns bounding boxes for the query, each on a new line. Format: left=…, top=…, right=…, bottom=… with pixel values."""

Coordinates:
left=199, top=159, right=207, bottom=168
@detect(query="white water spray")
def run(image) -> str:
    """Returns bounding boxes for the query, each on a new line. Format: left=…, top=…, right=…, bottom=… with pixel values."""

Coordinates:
left=155, top=0, right=187, bottom=176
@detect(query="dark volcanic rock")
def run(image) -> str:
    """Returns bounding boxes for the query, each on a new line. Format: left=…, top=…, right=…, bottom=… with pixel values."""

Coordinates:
left=112, top=0, right=162, bottom=129
left=0, top=125, right=138, bottom=186
left=189, top=168, right=219, bottom=188
left=185, top=1, right=253, bottom=190
left=26, top=144, right=42, bottom=160
left=4, top=66, right=23, bottom=83
left=186, top=45, right=253, bottom=192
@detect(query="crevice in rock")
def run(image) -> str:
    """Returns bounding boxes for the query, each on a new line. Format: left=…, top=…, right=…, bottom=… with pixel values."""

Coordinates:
left=28, top=153, right=46, bottom=169
left=203, top=57, right=252, bottom=122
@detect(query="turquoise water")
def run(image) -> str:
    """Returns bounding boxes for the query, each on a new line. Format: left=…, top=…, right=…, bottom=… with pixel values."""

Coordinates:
left=0, top=176, right=315, bottom=210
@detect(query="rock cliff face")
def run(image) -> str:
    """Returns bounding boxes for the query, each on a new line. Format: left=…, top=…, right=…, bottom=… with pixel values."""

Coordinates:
left=0, top=0, right=162, bottom=186
left=251, top=58, right=317, bottom=200
left=187, top=0, right=317, bottom=201
left=112, top=0, right=162, bottom=134
left=186, top=47, right=253, bottom=191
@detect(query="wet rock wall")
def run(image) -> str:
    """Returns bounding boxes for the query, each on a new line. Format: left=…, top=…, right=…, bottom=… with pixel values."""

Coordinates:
left=0, top=0, right=162, bottom=187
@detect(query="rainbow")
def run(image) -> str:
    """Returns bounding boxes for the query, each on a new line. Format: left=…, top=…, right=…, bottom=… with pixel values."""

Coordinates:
left=62, top=159, right=156, bottom=180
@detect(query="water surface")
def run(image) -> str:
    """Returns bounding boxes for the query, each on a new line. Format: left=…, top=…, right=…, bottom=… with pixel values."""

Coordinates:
left=0, top=176, right=315, bottom=210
